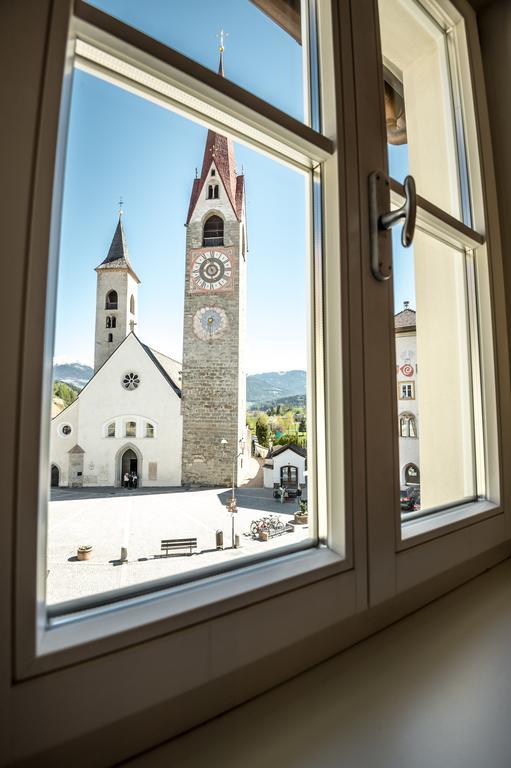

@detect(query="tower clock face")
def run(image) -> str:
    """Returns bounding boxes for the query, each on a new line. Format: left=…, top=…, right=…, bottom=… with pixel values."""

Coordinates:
left=190, top=250, right=233, bottom=293
left=193, top=306, right=228, bottom=341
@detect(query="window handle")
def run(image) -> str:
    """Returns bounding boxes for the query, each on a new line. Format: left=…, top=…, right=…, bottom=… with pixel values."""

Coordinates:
left=369, top=172, right=417, bottom=281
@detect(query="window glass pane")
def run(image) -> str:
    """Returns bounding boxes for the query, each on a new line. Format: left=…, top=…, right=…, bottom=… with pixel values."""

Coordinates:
left=85, top=0, right=312, bottom=124
left=379, top=0, right=467, bottom=220
left=47, top=67, right=315, bottom=608
left=394, top=227, right=476, bottom=518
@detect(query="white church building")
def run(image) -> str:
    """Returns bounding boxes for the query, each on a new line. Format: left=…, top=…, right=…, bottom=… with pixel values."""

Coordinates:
left=50, top=216, right=184, bottom=488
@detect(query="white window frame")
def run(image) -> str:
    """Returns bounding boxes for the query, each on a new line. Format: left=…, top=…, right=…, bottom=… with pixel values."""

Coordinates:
left=2, top=0, right=510, bottom=763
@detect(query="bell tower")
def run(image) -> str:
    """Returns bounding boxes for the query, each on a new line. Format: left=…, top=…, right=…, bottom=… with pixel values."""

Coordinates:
left=181, top=49, right=247, bottom=486
left=94, top=207, right=140, bottom=372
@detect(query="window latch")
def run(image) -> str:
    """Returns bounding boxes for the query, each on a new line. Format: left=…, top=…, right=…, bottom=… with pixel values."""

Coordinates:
left=369, top=172, right=416, bottom=281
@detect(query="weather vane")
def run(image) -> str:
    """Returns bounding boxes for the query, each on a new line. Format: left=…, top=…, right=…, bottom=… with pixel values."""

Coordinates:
left=118, top=196, right=123, bottom=216
left=217, top=28, right=228, bottom=52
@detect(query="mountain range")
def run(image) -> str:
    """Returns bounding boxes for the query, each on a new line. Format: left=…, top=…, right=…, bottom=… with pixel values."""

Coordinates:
left=53, top=363, right=306, bottom=409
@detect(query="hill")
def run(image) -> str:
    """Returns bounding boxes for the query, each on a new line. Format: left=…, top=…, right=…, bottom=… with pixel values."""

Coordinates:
left=53, top=362, right=93, bottom=389
left=52, top=362, right=307, bottom=409
left=246, top=370, right=306, bottom=409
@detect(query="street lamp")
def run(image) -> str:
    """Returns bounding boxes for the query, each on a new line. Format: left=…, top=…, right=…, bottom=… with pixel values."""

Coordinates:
left=220, top=437, right=245, bottom=548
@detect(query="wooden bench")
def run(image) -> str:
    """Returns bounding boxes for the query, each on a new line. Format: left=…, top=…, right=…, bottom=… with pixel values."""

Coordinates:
left=160, top=538, right=197, bottom=556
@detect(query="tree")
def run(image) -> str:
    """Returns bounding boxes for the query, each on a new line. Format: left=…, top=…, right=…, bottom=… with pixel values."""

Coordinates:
left=255, top=413, right=270, bottom=447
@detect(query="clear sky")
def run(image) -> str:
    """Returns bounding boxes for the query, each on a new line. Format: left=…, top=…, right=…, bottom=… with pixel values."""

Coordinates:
left=388, top=142, right=416, bottom=313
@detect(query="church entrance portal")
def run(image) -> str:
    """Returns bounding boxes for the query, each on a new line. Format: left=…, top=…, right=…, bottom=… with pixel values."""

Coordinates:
left=50, top=464, right=59, bottom=487
left=121, top=448, right=138, bottom=477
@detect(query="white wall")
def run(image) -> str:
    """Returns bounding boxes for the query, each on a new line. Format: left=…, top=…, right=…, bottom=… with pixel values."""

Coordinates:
left=263, top=449, right=306, bottom=488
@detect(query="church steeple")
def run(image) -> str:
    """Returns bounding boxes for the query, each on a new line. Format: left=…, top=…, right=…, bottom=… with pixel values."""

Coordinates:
left=185, top=35, right=244, bottom=225
left=94, top=207, right=140, bottom=371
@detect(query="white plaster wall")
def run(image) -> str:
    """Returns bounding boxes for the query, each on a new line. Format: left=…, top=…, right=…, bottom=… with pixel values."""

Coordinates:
left=50, top=399, right=79, bottom=487
left=52, top=335, right=182, bottom=487
left=379, top=0, right=461, bottom=217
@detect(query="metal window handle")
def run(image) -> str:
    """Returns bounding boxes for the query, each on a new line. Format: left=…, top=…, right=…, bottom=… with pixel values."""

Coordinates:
left=369, top=172, right=417, bottom=281
left=380, top=175, right=416, bottom=247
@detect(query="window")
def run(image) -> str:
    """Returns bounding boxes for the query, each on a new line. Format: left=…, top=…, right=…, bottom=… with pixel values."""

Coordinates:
left=58, top=424, right=72, bottom=437
left=106, top=316, right=111, bottom=328
left=125, top=421, right=137, bottom=438
left=130, top=295, right=135, bottom=315
left=105, top=289, right=118, bottom=309
left=398, top=382, right=414, bottom=400
left=207, top=185, right=213, bottom=199
left=399, top=413, right=417, bottom=438
left=107, top=332, right=113, bottom=342
left=122, top=372, right=140, bottom=391
left=211, top=169, right=215, bottom=177
left=8, top=1, right=510, bottom=761
left=107, top=422, right=115, bottom=438
left=213, top=185, right=219, bottom=199
left=111, top=316, right=116, bottom=328
left=146, top=422, right=154, bottom=438
left=202, top=215, right=224, bottom=246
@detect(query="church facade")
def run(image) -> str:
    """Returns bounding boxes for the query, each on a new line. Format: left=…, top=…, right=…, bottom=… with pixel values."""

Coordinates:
left=50, top=108, right=250, bottom=489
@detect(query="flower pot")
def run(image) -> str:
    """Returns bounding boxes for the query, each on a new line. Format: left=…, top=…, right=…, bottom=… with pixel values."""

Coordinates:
left=259, top=530, right=269, bottom=542
left=294, top=513, right=308, bottom=525
left=77, top=548, right=93, bottom=561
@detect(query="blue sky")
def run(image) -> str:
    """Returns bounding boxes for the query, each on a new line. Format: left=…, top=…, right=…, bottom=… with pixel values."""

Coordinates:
left=54, top=2, right=415, bottom=372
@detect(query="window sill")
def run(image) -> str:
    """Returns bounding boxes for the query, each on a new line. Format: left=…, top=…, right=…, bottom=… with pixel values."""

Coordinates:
left=400, top=499, right=501, bottom=545
left=28, top=544, right=348, bottom=677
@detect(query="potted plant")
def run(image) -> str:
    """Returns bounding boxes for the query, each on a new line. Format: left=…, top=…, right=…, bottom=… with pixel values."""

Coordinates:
left=77, top=544, right=93, bottom=561
left=294, top=500, right=308, bottom=524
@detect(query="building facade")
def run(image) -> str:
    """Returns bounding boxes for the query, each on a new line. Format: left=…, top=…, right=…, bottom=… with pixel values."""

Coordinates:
left=395, top=304, right=420, bottom=488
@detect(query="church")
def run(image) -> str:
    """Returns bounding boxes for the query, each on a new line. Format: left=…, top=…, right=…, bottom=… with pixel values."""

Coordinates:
left=50, top=93, right=250, bottom=489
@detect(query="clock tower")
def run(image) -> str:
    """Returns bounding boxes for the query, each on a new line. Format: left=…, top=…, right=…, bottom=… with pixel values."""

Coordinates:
left=181, top=55, right=247, bottom=486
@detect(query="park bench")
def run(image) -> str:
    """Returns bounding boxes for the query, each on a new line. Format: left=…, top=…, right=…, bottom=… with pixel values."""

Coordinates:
left=160, top=537, right=197, bottom=556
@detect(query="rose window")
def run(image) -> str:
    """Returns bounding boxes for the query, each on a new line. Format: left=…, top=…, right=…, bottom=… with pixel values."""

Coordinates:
left=122, top=372, right=141, bottom=391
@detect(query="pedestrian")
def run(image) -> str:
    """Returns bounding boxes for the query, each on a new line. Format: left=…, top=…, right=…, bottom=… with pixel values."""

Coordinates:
left=123, top=472, right=129, bottom=489
left=128, top=472, right=133, bottom=488
left=133, top=472, right=138, bottom=489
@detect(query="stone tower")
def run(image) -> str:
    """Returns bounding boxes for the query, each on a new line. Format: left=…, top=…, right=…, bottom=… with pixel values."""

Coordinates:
left=181, top=56, right=247, bottom=486
left=94, top=211, right=140, bottom=372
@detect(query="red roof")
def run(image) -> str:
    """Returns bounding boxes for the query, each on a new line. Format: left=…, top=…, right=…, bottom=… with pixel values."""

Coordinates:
left=186, top=129, right=244, bottom=224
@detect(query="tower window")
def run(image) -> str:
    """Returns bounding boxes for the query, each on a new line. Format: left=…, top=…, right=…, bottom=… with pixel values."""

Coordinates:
left=130, top=295, right=135, bottom=315
left=211, top=168, right=215, bottom=176
left=106, top=316, right=111, bottom=328
left=111, top=316, right=116, bottom=328
left=207, top=185, right=213, bottom=199
left=105, top=290, right=118, bottom=310
left=213, top=185, right=219, bottom=199
left=203, top=215, right=224, bottom=247
left=107, top=333, right=113, bottom=342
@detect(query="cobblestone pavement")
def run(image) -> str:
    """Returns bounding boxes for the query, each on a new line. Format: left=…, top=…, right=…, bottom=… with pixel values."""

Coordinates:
left=47, top=486, right=310, bottom=606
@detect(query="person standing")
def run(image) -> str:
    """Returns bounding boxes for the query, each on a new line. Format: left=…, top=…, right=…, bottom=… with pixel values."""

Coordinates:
left=123, top=472, right=129, bottom=489
left=133, top=472, right=138, bottom=489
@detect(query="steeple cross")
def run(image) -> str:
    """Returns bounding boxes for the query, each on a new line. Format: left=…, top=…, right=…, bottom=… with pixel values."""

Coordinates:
left=118, top=196, right=124, bottom=216
left=217, top=28, right=228, bottom=52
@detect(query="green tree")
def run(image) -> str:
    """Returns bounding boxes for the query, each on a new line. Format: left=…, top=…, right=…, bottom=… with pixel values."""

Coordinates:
left=255, top=413, right=270, bottom=447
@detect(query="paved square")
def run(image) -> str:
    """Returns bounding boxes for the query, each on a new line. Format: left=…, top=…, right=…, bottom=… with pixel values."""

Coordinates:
left=47, top=486, right=310, bottom=605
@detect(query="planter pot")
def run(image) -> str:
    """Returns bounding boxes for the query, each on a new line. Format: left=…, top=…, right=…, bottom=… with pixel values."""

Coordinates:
left=294, top=513, right=308, bottom=525
left=77, top=548, right=93, bottom=561
left=259, top=531, right=269, bottom=542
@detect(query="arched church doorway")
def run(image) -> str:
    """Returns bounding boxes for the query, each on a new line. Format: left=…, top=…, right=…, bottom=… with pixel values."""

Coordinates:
left=50, top=464, right=59, bottom=487
left=117, top=445, right=142, bottom=487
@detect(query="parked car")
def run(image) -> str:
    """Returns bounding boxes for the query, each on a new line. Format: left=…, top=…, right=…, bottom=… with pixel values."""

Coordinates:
left=400, top=486, right=420, bottom=512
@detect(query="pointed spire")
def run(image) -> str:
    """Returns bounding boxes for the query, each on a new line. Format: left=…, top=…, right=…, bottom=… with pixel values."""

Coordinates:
left=96, top=207, right=140, bottom=283
left=217, top=29, right=227, bottom=76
